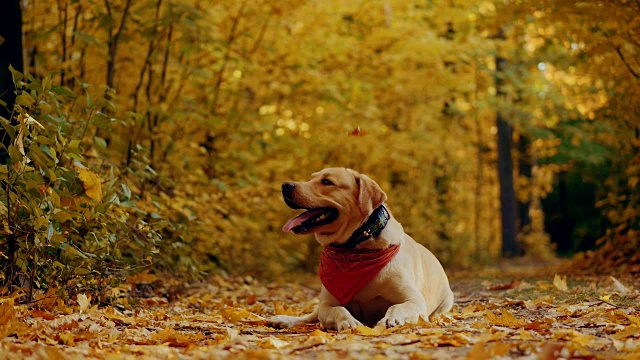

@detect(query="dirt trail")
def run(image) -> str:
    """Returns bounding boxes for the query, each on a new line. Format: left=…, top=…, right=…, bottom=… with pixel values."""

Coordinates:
left=1, top=262, right=639, bottom=359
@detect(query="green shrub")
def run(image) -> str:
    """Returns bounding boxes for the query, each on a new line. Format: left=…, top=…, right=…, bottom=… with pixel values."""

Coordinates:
left=0, top=68, right=162, bottom=303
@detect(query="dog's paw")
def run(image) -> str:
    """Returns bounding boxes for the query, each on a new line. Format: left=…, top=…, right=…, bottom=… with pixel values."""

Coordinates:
left=378, top=309, right=419, bottom=328
left=338, top=317, right=362, bottom=332
left=266, top=315, right=303, bottom=329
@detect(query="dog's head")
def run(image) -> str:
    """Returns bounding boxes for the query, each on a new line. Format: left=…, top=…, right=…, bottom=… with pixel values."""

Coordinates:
left=281, top=168, right=387, bottom=246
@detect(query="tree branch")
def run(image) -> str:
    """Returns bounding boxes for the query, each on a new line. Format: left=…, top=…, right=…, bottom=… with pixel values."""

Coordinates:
left=615, top=46, right=640, bottom=80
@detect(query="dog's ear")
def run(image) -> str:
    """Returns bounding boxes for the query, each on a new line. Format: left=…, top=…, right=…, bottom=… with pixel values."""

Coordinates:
left=355, top=173, right=387, bottom=216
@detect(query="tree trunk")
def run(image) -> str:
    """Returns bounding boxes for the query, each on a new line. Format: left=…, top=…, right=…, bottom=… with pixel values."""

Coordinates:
left=496, top=54, right=520, bottom=257
left=0, top=0, right=24, bottom=124
left=517, top=136, right=532, bottom=232
left=0, top=0, right=23, bottom=289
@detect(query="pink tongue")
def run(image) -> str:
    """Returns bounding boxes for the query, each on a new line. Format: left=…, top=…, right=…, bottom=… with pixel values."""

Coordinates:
left=283, top=210, right=324, bottom=232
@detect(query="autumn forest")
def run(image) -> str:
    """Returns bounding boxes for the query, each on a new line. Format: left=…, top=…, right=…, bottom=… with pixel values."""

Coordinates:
left=1, top=0, right=639, bottom=358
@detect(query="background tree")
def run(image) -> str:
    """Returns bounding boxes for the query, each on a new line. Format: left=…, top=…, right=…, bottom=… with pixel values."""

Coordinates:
left=0, top=0, right=24, bottom=161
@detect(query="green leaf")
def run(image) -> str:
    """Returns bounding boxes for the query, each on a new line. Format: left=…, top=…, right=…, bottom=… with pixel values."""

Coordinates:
left=69, top=140, right=82, bottom=148
left=93, top=136, right=107, bottom=148
left=36, top=136, right=55, bottom=145
left=121, top=183, right=131, bottom=200
left=0, top=117, right=16, bottom=140
left=16, top=93, right=35, bottom=107
left=42, top=74, right=52, bottom=92
left=39, top=144, right=54, bottom=159
left=51, top=234, right=65, bottom=246
left=46, top=166, right=57, bottom=182
left=85, top=90, right=93, bottom=108
left=67, top=152, right=85, bottom=162
left=52, top=210, right=74, bottom=223
left=9, top=65, right=23, bottom=84
left=74, top=268, right=91, bottom=275
left=8, top=145, right=23, bottom=163
left=49, top=189, right=61, bottom=207
left=50, top=86, right=75, bottom=97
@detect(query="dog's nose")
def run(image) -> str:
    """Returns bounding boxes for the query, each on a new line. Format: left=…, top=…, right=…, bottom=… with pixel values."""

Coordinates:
left=282, top=182, right=296, bottom=196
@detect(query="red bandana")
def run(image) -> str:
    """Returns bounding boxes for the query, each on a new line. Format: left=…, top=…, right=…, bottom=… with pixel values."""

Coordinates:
left=318, top=244, right=400, bottom=305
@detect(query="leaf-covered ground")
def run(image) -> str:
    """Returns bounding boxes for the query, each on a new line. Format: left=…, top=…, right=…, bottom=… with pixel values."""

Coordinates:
left=1, top=261, right=639, bottom=359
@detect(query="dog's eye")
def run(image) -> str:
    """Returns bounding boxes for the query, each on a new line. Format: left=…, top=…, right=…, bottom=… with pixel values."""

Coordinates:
left=321, top=178, right=334, bottom=186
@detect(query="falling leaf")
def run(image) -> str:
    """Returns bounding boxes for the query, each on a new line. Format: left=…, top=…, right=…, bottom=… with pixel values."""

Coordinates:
left=610, top=276, right=631, bottom=294
left=553, top=274, right=569, bottom=292
left=77, top=168, right=102, bottom=201
left=77, top=293, right=90, bottom=313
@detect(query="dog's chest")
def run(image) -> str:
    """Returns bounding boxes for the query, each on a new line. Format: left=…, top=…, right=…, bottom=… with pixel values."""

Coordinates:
left=347, top=296, right=393, bottom=326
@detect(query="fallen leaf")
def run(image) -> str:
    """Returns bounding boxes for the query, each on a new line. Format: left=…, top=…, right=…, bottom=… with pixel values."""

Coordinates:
left=489, top=280, right=519, bottom=291
left=258, top=337, right=291, bottom=349
left=221, top=307, right=264, bottom=324
left=484, top=308, right=528, bottom=328
left=612, top=325, right=639, bottom=341
left=466, top=341, right=510, bottom=360
left=353, top=325, right=384, bottom=336
left=36, top=286, right=59, bottom=311
left=0, top=299, right=17, bottom=338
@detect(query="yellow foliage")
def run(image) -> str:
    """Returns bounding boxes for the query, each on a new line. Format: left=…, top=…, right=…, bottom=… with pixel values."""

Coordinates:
left=13, top=0, right=639, bottom=280
left=77, top=169, right=102, bottom=202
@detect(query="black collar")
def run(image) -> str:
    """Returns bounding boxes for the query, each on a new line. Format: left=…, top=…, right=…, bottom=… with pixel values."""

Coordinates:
left=330, top=205, right=390, bottom=250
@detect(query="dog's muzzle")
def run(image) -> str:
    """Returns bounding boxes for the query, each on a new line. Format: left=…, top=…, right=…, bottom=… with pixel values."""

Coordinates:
left=282, top=182, right=295, bottom=197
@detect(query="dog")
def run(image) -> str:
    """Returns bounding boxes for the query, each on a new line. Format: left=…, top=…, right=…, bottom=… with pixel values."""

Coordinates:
left=267, top=168, right=454, bottom=331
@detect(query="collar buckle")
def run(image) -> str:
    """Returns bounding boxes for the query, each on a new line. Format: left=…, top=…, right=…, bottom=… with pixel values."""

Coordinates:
left=330, top=205, right=390, bottom=250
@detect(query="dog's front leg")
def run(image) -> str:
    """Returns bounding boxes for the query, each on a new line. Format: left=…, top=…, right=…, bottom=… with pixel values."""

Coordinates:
left=316, top=287, right=362, bottom=331
left=318, top=303, right=362, bottom=331
left=267, top=308, right=318, bottom=329
left=378, top=288, right=428, bottom=327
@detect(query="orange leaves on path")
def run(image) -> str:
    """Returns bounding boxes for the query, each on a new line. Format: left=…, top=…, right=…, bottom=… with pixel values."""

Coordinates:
left=0, top=272, right=639, bottom=359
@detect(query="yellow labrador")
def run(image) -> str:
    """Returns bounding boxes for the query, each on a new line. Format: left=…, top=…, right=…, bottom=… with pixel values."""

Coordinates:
left=268, top=168, right=453, bottom=331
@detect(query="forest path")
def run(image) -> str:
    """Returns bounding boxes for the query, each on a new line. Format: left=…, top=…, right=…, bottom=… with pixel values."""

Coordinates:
left=1, top=260, right=639, bottom=359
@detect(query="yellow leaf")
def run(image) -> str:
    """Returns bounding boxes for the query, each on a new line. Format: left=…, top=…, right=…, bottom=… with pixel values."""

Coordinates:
left=35, top=286, right=59, bottom=311
left=484, top=309, right=528, bottom=328
left=0, top=299, right=17, bottom=338
left=78, top=168, right=102, bottom=201
left=624, top=314, right=640, bottom=326
left=354, top=324, right=383, bottom=336
left=301, top=329, right=334, bottom=347
left=59, top=331, right=75, bottom=346
left=467, top=341, right=510, bottom=360
left=221, top=307, right=264, bottom=324
left=553, top=274, right=569, bottom=292
left=518, top=329, right=536, bottom=340
left=612, top=325, right=639, bottom=341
